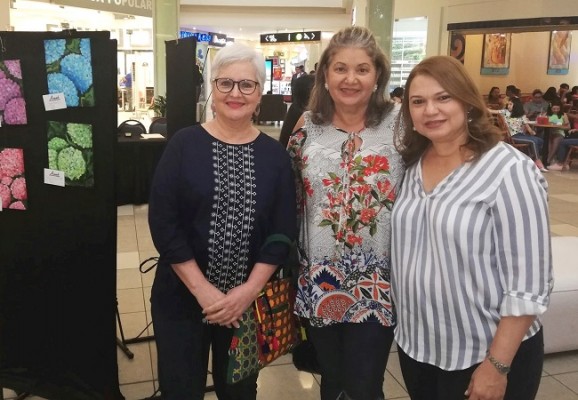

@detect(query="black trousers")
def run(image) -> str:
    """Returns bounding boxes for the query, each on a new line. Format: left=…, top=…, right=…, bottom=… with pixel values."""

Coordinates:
left=398, top=328, right=544, bottom=400
left=307, top=322, right=395, bottom=400
left=152, top=307, right=258, bottom=400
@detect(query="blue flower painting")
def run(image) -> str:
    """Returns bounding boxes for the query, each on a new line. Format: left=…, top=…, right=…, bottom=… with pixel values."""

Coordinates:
left=45, top=38, right=95, bottom=107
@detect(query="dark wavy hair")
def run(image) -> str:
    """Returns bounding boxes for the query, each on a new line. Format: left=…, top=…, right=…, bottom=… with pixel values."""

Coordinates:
left=488, top=86, right=501, bottom=102
left=396, top=56, right=501, bottom=166
left=308, top=26, right=393, bottom=127
left=547, top=98, right=564, bottom=118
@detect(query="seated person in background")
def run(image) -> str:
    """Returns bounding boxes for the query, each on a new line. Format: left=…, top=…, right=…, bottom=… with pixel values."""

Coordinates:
left=390, top=87, right=404, bottom=103
left=558, top=83, right=570, bottom=104
left=486, top=86, right=504, bottom=109
left=503, top=100, right=546, bottom=171
left=566, top=85, right=578, bottom=108
left=505, top=85, right=524, bottom=116
left=543, top=86, right=559, bottom=104
left=279, top=73, right=315, bottom=148
left=548, top=116, right=578, bottom=171
left=524, top=89, right=548, bottom=120
left=546, top=99, right=570, bottom=165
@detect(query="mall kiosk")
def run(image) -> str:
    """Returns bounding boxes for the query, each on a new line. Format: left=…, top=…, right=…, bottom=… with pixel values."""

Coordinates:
left=0, top=30, right=122, bottom=399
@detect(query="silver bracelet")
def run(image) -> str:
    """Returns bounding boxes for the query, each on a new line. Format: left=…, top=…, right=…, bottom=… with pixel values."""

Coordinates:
left=486, top=353, right=511, bottom=375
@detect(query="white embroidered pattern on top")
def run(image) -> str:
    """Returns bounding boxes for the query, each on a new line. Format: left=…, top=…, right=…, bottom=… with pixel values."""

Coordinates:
left=206, top=141, right=256, bottom=292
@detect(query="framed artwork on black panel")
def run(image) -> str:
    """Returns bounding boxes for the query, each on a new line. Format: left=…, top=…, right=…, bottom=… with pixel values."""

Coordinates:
left=548, top=31, right=571, bottom=75
left=481, top=33, right=511, bottom=75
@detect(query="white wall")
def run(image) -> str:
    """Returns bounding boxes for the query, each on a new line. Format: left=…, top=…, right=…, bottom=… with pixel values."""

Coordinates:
left=394, top=0, right=578, bottom=94
left=180, top=0, right=345, bottom=6
left=394, top=0, right=578, bottom=56
left=463, top=32, right=578, bottom=96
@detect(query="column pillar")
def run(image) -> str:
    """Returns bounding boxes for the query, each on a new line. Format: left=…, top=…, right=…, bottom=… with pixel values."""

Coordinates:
left=153, top=0, right=179, bottom=97
left=0, top=0, right=10, bottom=31
left=367, top=0, right=395, bottom=57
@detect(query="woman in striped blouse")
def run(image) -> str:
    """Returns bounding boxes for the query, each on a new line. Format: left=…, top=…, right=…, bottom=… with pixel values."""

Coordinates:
left=391, top=56, right=552, bottom=400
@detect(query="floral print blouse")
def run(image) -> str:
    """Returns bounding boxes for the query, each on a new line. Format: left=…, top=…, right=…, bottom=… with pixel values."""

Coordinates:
left=287, top=110, right=405, bottom=328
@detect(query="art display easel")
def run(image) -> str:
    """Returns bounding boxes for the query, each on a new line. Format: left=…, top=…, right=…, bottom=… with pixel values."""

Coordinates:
left=0, top=30, right=122, bottom=399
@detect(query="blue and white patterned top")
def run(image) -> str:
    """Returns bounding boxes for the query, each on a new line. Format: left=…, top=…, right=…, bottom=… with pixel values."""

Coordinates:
left=287, top=110, right=405, bottom=328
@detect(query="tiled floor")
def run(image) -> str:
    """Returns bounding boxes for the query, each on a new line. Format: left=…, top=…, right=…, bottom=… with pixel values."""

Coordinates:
left=4, top=124, right=578, bottom=400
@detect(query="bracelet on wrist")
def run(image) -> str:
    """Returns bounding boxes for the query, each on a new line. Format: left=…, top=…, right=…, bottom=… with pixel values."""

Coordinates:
left=486, top=353, right=511, bottom=375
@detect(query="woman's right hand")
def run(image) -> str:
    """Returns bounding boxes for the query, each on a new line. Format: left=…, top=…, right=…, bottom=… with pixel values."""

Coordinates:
left=192, top=280, right=227, bottom=312
left=171, top=260, right=226, bottom=311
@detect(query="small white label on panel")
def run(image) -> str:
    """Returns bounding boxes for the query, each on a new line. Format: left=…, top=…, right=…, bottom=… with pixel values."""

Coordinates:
left=44, top=168, right=65, bottom=187
left=43, top=93, right=67, bottom=111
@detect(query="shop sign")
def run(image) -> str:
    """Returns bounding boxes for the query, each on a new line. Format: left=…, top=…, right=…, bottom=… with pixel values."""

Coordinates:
left=260, top=31, right=321, bottom=44
left=210, top=33, right=227, bottom=48
left=53, top=0, right=153, bottom=18
left=180, top=31, right=212, bottom=42
left=178, top=31, right=229, bottom=47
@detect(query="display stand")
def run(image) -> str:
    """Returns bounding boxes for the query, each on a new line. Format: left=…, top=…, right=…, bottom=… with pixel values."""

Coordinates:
left=116, top=257, right=157, bottom=360
left=114, top=258, right=215, bottom=399
left=0, top=31, right=122, bottom=399
left=165, top=37, right=199, bottom=139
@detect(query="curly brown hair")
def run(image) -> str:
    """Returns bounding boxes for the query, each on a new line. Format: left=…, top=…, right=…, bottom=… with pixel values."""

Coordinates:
left=308, top=26, right=393, bottom=128
left=397, top=56, right=501, bottom=166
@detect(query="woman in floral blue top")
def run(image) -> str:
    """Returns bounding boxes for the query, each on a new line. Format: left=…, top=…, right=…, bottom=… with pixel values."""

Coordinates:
left=287, top=26, right=404, bottom=400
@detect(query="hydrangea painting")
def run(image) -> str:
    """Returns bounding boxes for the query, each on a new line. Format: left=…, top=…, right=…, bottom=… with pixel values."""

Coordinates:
left=0, top=60, right=28, bottom=125
left=0, top=148, right=28, bottom=210
left=47, top=121, right=94, bottom=187
left=45, top=38, right=95, bottom=107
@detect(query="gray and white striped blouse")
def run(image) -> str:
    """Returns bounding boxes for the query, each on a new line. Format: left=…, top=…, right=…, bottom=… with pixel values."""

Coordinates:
left=391, top=141, right=553, bottom=371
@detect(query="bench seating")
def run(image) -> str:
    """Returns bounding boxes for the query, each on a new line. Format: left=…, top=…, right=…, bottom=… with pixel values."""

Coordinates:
left=541, top=236, right=578, bottom=354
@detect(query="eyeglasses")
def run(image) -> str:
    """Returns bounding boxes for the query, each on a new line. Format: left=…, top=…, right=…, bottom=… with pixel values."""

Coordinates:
left=212, top=78, right=259, bottom=95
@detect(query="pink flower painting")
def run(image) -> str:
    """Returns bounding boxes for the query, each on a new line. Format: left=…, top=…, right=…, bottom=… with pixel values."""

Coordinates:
left=0, top=60, right=28, bottom=125
left=0, top=148, right=28, bottom=211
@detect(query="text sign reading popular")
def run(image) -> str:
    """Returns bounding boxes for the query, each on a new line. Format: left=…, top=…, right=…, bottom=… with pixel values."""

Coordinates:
left=54, top=0, right=152, bottom=18
left=260, top=31, right=321, bottom=44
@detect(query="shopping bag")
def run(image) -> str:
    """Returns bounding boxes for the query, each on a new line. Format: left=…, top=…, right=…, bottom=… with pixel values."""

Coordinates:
left=226, top=277, right=300, bottom=384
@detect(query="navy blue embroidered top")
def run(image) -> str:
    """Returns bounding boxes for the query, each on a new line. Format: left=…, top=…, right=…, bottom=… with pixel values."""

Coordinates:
left=148, top=124, right=296, bottom=316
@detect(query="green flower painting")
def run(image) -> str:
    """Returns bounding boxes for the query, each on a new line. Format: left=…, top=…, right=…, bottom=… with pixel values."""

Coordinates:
left=47, top=121, right=94, bottom=187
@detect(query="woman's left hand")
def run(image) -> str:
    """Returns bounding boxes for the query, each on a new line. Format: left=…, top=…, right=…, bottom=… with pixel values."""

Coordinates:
left=202, top=283, right=258, bottom=328
left=465, top=360, right=507, bottom=400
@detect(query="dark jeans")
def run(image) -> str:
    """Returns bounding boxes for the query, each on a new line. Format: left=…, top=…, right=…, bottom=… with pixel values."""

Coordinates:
left=152, top=306, right=258, bottom=400
left=398, top=328, right=544, bottom=400
left=307, top=322, right=395, bottom=400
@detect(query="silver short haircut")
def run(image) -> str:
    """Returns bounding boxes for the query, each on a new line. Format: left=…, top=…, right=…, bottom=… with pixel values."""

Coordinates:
left=211, top=43, right=266, bottom=89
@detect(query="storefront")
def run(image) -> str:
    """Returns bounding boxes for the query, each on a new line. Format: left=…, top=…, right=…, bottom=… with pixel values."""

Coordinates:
left=9, top=0, right=154, bottom=112
left=258, top=31, right=323, bottom=97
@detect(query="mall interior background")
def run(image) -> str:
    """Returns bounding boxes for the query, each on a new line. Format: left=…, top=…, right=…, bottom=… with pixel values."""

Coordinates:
left=3, top=0, right=578, bottom=116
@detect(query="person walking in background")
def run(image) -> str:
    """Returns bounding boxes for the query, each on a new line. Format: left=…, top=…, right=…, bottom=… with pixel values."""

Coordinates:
left=392, top=55, right=552, bottom=400
left=279, top=73, right=314, bottom=148
left=287, top=26, right=405, bottom=400
left=290, top=65, right=306, bottom=98
left=119, top=71, right=133, bottom=111
left=148, top=43, right=296, bottom=400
